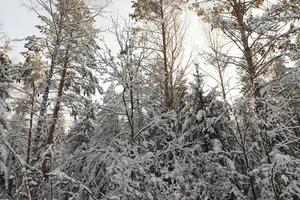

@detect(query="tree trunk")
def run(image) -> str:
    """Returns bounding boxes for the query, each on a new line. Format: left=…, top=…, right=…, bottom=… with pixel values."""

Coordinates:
left=32, top=48, right=58, bottom=164
left=233, top=0, right=259, bottom=98
left=234, top=115, right=257, bottom=200
left=160, top=0, right=172, bottom=109
left=42, top=48, right=69, bottom=177
left=26, top=82, right=36, bottom=164
left=47, top=57, right=68, bottom=145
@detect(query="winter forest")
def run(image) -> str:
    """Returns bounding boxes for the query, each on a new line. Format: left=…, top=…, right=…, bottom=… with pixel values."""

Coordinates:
left=0, top=0, right=300, bottom=199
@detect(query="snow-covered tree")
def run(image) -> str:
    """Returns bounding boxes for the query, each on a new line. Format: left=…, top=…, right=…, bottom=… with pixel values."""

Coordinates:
left=0, top=40, right=11, bottom=198
left=132, top=0, right=191, bottom=110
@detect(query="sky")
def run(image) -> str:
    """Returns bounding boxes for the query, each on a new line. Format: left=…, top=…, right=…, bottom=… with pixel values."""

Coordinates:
left=0, top=0, right=240, bottom=99
left=0, top=0, right=204, bottom=62
left=0, top=0, right=132, bottom=62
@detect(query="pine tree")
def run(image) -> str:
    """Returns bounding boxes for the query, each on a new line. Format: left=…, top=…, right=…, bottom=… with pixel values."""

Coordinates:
left=192, top=0, right=297, bottom=99
left=0, top=40, right=11, bottom=198
left=11, top=35, right=47, bottom=165
left=132, top=0, right=190, bottom=110
left=191, top=1, right=300, bottom=199
left=38, top=0, right=101, bottom=178
left=28, top=0, right=102, bottom=174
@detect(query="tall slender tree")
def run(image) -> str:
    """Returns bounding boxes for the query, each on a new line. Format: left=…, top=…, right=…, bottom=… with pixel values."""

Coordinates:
left=33, top=0, right=103, bottom=177
left=0, top=40, right=11, bottom=198
left=192, top=1, right=300, bottom=199
left=132, top=0, right=190, bottom=110
left=11, top=35, right=47, bottom=165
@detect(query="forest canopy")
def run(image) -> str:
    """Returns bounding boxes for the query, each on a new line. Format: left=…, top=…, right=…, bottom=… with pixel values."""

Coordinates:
left=0, top=0, right=299, bottom=199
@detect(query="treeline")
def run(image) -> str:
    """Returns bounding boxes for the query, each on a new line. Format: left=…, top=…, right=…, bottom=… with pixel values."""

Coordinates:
left=0, top=0, right=299, bottom=199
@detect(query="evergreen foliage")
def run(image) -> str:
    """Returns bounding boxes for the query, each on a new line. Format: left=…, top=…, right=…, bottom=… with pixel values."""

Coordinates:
left=0, top=0, right=299, bottom=199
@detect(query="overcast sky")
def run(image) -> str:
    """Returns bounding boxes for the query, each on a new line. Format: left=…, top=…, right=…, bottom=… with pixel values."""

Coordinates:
left=0, top=0, right=132, bottom=62
left=0, top=0, right=240, bottom=99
